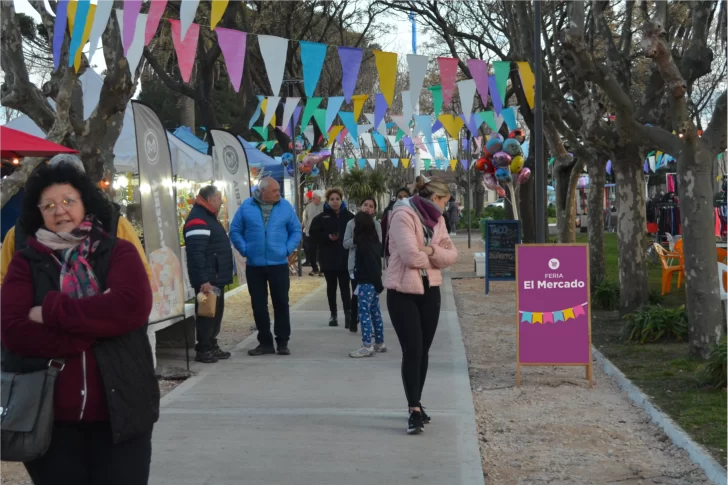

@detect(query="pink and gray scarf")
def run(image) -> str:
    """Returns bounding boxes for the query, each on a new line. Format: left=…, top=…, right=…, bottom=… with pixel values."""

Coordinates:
left=35, top=216, right=103, bottom=299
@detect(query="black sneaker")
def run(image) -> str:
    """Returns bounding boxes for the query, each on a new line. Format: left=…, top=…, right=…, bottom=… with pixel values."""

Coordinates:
left=328, top=316, right=338, bottom=327
left=277, top=345, right=291, bottom=355
left=419, top=405, right=431, bottom=424
left=213, top=347, right=232, bottom=360
left=195, top=351, right=218, bottom=364
left=344, top=315, right=352, bottom=330
left=407, top=410, right=424, bottom=434
left=248, top=345, right=276, bottom=356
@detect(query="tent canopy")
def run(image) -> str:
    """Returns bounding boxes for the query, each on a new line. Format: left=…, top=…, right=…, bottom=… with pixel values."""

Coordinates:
left=0, top=126, right=78, bottom=159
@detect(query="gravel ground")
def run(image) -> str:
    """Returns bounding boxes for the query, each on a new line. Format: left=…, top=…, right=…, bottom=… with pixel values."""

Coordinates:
left=450, top=237, right=712, bottom=484
left=0, top=275, right=325, bottom=484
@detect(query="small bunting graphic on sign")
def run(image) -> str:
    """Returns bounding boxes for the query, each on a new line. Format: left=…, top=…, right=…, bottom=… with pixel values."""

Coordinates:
left=520, top=303, right=587, bottom=324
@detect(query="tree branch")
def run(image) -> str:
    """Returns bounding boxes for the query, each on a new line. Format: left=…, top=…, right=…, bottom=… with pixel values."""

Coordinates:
left=701, top=91, right=727, bottom=154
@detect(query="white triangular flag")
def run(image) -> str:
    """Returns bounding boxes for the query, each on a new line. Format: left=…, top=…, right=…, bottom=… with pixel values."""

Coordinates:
left=258, top=35, right=289, bottom=95
left=180, top=0, right=200, bottom=40
left=391, top=115, right=411, bottom=136
left=458, top=79, right=477, bottom=122
left=494, top=113, right=505, bottom=132
left=280, top=97, right=300, bottom=130
left=367, top=158, right=377, bottom=169
left=263, top=96, right=280, bottom=128
left=364, top=113, right=376, bottom=128
left=115, top=11, right=147, bottom=78
left=358, top=124, right=373, bottom=135
left=361, top=133, right=374, bottom=153
left=88, top=1, right=114, bottom=66
left=449, top=139, right=459, bottom=159
left=401, top=91, right=413, bottom=129
left=303, top=125, right=315, bottom=145
left=387, top=136, right=401, bottom=157
left=407, top=54, right=428, bottom=110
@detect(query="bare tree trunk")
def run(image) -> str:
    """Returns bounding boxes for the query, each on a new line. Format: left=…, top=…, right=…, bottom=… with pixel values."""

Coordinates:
left=519, top=175, right=536, bottom=242
left=473, top=170, right=485, bottom=218
left=554, top=162, right=581, bottom=243
left=613, top=157, right=649, bottom=314
left=586, top=160, right=606, bottom=286
left=678, top=146, right=724, bottom=358
left=179, top=94, right=195, bottom=129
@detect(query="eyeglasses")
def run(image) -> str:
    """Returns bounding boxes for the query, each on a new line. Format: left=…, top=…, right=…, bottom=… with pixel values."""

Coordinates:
left=38, top=198, right=79, bottom=214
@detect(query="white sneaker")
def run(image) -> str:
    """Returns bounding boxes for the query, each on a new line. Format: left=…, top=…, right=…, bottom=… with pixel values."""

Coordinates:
left=449, top=232, right=456, bottom=236
left=373, top=342, right=387, bottom=353
left=349, top=346, right=374, bottom=358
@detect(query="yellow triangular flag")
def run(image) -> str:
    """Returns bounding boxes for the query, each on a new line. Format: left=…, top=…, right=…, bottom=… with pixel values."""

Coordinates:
left=327, top=126, right=344, bottom=147
left=438, top=114, right=465, bottom=140
left=563, top=308, right=575, bottom=321
left=450, top=159, right=458, bottom=171
left=533, top=312, right=543, bottom=324
left=401, top=158, right=410, bottom=168
left=323, top=160, right=330, bottom=170
left=260, top=99, right=276, bottom=128
left=352, top=94, right=368, bottom=122
left=210, top=0, right=229, bottom=30
left=67, top=2, right=96, bottom=72
left=373, top=50, right=398, bottom=107
left=516, top=62, right=535, bottom=109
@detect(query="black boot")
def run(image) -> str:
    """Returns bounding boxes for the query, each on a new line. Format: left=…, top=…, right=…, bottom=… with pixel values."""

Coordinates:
left=195, top=351, right=218, bottom=364
left=328, top=315, right=338, bottom=327
left=344, top=314, right=352, bottom=330
left=349, top=319, right=358, bottom=333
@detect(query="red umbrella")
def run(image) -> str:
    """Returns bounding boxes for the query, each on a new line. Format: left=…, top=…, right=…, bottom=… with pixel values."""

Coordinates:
left=0, top=126, right=78, bottom=159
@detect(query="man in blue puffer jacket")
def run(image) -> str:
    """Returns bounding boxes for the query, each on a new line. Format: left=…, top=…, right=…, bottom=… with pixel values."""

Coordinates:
left=230, top=177, right=301, bottom=356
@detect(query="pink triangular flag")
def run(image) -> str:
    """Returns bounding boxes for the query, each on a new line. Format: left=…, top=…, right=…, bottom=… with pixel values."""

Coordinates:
left=437, top=57, right=459, bottom=107
left=467, top=59, right=489, bottom=107
left=144, top=0, right=167, bottom=45
left=573, top=305, right=586, bottom=318
left=474, top=136, right=483, bottom=154
left=216, top=28, right=247, bottom=92
left=169, top=19, right=199, bottom=83
left=123, top=0, right=142, bottom=56
left=543, top=312, right=554, bottom=324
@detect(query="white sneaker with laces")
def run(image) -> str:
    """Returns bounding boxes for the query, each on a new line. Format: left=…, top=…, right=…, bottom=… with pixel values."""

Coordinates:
left=349, top=346, right=374, bottom=358
left=373, top=342, right=387, bottom=353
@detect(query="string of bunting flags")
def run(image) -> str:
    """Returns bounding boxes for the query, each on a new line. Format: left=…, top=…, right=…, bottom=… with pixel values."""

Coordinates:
left=520, top=303, right=588, bottom=324
left=57, top=2, right=536, bottom=172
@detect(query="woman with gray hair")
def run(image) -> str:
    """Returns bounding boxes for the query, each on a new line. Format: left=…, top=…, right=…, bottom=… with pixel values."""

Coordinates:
left=302, top=190, right=325, bottom=276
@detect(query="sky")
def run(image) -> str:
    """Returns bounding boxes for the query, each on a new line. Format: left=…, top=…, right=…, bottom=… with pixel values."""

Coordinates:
left=12, top=0, right=424, bottom=87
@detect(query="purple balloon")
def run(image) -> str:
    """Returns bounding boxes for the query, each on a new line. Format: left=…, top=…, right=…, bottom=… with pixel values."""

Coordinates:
left=493, top=151, right=512, bottom=168
left=517, top=167, right=532, bottom=184
left=483, top=173, right=499, bottom=190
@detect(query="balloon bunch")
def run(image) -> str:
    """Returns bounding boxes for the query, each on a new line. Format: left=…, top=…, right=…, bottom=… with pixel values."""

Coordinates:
left=474, top=129, right=531, bottom=219
left=291, top=149, right=331, bottom=177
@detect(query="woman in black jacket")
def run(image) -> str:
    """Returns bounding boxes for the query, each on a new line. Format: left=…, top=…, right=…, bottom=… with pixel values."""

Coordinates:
left=349, top=211, right=386, bottom=358
left=309, top=188, right=355, bottom=327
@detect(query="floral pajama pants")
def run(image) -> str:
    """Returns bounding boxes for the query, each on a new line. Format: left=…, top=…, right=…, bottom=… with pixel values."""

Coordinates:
left=357, top=283, right=384, bottom=346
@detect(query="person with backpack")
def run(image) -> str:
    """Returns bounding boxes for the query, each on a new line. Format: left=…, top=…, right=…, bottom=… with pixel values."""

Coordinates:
left=1, top=162, right=158, bottom=484
left=348, top=211, right=386, bottom=358
left=0, top=154, right=150, bottom=284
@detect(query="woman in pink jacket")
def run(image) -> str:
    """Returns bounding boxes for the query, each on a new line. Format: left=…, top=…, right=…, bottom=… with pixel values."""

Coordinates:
left=385, top=176, right=458, bottom=434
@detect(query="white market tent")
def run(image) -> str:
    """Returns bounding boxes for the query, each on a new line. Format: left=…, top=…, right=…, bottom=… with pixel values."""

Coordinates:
left=3, top=70, right=213, bottom=182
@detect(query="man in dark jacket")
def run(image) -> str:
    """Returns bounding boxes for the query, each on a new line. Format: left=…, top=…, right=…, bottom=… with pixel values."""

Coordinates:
left=184, top=186, right=234, bottom=363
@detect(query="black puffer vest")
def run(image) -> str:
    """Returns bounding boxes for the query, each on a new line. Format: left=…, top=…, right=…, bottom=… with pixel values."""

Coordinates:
left=1, top=236, right=160, bottom=444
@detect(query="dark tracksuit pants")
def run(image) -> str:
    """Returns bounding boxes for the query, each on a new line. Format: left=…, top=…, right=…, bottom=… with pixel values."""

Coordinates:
left=246, top=264, right=291, bottom=348
left=24, top=422, right=152, bottom=485
left=303, top=234, right=319, bottom=272
left=387, top=283, right=442, bottom=407
left=194, top=286, right=225, bottom=353
left=323, top=270, right=351, bottom=317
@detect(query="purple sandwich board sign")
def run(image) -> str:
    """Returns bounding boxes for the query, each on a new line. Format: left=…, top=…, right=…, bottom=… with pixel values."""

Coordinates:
left=516, top=244, right=593, bottom=388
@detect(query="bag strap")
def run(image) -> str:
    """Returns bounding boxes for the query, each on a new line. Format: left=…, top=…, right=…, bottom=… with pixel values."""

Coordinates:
left=46, top=359, right=65, bottom=378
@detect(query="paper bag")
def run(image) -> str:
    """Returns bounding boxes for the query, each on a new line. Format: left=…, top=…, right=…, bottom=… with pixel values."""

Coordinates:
left=197, top=291, right=217, bottom=318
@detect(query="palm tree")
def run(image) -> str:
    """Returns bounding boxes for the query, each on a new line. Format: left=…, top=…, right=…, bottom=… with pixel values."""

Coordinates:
left=341, top=167, right=388, bottom=204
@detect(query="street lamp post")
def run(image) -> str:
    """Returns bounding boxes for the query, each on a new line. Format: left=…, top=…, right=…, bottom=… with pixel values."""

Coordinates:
left=284, top=79, right=303, bottom=276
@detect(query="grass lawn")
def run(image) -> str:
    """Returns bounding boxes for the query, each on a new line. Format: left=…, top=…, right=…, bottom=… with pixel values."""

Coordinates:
left=582, top=232, right=726, bottom=466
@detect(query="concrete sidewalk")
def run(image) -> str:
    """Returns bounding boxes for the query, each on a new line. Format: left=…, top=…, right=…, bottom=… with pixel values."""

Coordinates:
left=150, top=274, right=484, bottom=485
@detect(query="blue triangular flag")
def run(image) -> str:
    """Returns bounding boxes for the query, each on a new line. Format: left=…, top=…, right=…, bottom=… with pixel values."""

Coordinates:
left=300, top=41, right=328, bottom=97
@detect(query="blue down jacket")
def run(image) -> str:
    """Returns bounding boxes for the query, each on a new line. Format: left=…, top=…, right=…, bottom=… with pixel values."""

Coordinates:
left=230, top=197, right=302, bottom=267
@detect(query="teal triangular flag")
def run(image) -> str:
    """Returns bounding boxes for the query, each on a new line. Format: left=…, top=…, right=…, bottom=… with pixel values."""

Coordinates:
left=437, top=137, right=449, bottom=159
left=493, top=61, right=510, bottom=103
left=339, top=111, right=360, bottom=149
left=300, top=41, right=328, bottom=97
left=346, top=158, right=355, bottom=170
left=248, top=95, right=265, bottom=129
left=313, top=108, right=327, bottom=135
left=252, top=126, right=268, bottom=140
left=521, top=312, right=532, bottom=323
left=372, top=132, right=388, bottom=153
left=502, top=107, right=518, bottom=131
left=358, top=158, right=367, bottom=169
left=300, top=97, right=323, bottom=129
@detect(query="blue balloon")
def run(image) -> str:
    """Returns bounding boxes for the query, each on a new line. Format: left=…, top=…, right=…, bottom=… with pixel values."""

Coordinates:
left=287, top=163, right=295, bottom=176
left=486, top=138, right=503, bottom=155
left=495, top=167, right=512, bottom=183
left=502, top=139, right=522, bottom=157
left=311, top=166, right=320, bottom=176
left=281, top=152, right=294, bottom=164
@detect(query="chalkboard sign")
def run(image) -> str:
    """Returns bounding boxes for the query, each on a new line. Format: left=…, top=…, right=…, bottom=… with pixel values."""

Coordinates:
left=485, top=220, right=521, bottom=294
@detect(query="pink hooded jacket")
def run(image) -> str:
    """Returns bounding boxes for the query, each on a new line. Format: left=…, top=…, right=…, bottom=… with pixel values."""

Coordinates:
left=384, top=201, right=458, bottom=294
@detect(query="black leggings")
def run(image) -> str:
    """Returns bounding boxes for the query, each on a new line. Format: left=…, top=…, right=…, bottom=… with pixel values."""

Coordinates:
left=24, top=421, right=152, bottom=485
left=324, top=270, right=351, bottom=315
left=387, top=285, right=441, bottom=407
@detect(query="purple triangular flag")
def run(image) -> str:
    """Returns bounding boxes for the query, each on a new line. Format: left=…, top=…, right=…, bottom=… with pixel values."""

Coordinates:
left=123, top=0, right=142, bottom=56
left=488, top=75, right=503, bottom=115
left=53, top=0, right=70, bottom=70
left=338, top=47, right=364, bottom=103
left=374, top=94, right=388, bottom=132
left=403, top=136, right=416, bottom=157
left=432, top=119, right=443, bottom=133
left=336, top=158, right=344, bottom=170
left=460, top=113, right=479, bottom=135
left=644, top=160, right=649, bottom=173
left=468, top=59, right=489, bottom=107
left=606, top=160, right=612, bottom=175
left=293, top=105, right=303, bottom=129
left=462, top=138, right=470, bottom=152
left=460, top=159, right=469, bottom=170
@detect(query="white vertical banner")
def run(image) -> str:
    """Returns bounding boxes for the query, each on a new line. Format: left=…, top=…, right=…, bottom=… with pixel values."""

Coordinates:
left=210, top=129, right=252, bottom=285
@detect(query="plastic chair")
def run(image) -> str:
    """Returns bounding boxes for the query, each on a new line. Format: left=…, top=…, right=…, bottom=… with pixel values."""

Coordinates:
left=664, top=233, right=676, bottom=251
left=717, top=248, right=727, bottom=264
left=653, top=243, right=683, bottom=295
left=718, top=262, right=727, bottom=301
